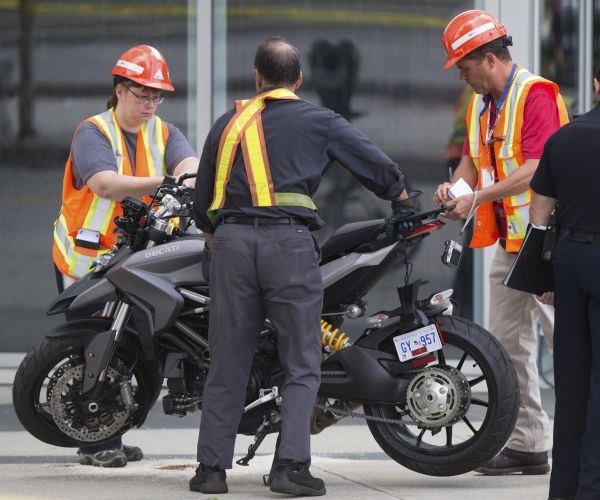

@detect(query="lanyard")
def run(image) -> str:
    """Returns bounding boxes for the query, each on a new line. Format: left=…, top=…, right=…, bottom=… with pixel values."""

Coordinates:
left=481, top=63, right=518, bottom=145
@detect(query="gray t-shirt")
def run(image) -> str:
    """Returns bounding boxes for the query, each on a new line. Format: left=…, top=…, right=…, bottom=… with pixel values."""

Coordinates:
left=70, top=120, right=196, bottom=189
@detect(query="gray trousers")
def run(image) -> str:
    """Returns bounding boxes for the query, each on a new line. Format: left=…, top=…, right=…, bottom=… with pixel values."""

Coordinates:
left=197, top=222, right=323, bottom=469
left=489, top=246, right=554, bottom=452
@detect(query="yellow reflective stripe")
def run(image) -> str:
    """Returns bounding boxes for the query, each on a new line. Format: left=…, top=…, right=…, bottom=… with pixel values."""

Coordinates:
left=274, top=192, right=317, bottom=210
left=500, top=69, right=538, bottom=158
left=109, top=109, right=126, bottom=175
left=93, top=114, right=112, bottom=144
left=53, top=215, right=70, bottom=260
left=82, top=195, right=99, bottom=228
left=94, top=110, right=125, bottom=174
left=244, top=119, right=274, bottom=205
left=467, top=95, right=483, bottom=164
left=69, top=252, right=92, bottom=278
left=100, top=199, right=117, bottom=234
left=210, top=88, right=298, bottom=211
left=81, top=194, right=114, bottom=234
left=209, top=97, right=267, bottom=210
left=155, top=116, right=167, bottom=175
left=141, top=119, right=157, bottom=177
left=499, top=69, right=527, bottom=141
left=144, top=116, right=167, bottom=176
left=507, top=209, right=528, bottom=239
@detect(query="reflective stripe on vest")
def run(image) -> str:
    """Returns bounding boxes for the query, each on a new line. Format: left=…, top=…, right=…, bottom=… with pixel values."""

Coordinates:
left=466, top=67, right=568, bottom=252
left=53, top=110, right=168, bottom=279
left=208, top=88, right=317, bottom=216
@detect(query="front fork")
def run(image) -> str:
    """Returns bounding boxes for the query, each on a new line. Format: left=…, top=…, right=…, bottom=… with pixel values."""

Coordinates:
left=81, top=301, right=131, bottom=395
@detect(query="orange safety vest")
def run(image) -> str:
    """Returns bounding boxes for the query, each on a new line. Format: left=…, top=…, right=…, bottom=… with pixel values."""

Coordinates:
left=208, top=88, right=317, bottom=218
left=465, top=67, right=569, bottom=253
left=53, top=109, right=169, bottom=279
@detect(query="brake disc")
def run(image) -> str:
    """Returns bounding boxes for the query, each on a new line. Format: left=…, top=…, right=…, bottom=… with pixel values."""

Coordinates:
left=405, top=365, right=471, bottom=429
left=49, top=364, right=130, bottom=442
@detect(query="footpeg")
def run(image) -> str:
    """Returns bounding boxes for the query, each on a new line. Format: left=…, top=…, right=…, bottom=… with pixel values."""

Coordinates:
left=243, top=386, right=281, bottom=413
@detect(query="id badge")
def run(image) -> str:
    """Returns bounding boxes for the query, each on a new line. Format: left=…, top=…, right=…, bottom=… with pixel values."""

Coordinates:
left=481, top=165, right=495, bottom=189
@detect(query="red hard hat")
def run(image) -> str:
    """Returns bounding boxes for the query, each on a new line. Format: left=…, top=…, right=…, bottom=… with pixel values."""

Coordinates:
left=111, top=45, right=175, bottom=91
left=442, top=10, right=508, bottom=69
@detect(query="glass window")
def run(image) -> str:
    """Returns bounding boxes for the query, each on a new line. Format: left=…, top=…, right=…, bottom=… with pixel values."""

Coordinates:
left=217, top=0, right=475, bottom=322
left=0, top=0, right=197, bottom=351
left=540, top=0, right=580, bottom=115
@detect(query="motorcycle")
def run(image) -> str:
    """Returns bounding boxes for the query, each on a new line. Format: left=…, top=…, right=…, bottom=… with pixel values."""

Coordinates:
left=12, top=175, right=519, bottom=476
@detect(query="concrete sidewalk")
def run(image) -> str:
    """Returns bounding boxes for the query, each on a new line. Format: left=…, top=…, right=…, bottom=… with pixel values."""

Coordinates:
left=0, top=373, right=555, bottom=500
left=1, top=425, right=553, bottom=500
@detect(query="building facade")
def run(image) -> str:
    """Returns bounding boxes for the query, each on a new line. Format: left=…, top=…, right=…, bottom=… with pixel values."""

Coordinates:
left=0, top=0, right=594, bottom=351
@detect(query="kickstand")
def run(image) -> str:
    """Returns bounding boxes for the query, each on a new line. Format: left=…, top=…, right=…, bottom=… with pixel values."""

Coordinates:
left=236, top=417, right=272, bottom=466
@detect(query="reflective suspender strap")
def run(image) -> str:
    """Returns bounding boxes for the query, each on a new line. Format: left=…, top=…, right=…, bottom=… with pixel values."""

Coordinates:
left=209, top=93, right=272, bottom=211
left=209, top=88, right=316, bottom=214
left=274, top=193, right=317, bottom=210
left=238, top=101, right=276, bottom=206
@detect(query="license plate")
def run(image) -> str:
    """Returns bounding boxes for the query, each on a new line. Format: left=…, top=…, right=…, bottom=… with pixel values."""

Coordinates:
left=393, top=323, right=443, bottom=362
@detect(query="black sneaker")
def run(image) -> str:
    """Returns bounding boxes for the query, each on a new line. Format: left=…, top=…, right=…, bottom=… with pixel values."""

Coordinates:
left=269, top=459, right=326, bottom=496
left=123, top=445, right=143, bottom=462
left=475, top=448, right=550, bottom=475
left=189, top=464, right=228, bottom=494
left=77, top=448, right=127, bottom=468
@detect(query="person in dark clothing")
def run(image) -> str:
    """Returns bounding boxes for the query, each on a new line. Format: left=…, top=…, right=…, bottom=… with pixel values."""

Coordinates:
left=190, top=37, right=409, bottom=496
left=529, top=67, right=600, bottom=500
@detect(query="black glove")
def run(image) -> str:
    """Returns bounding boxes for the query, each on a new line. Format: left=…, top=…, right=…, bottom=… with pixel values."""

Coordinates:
left=384, top=190, right=421, bottom=237
left=201, top=246, right=211, bottom=283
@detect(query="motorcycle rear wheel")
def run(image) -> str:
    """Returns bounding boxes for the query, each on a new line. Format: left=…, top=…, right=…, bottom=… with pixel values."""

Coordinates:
left=364, top=315, right=519, bottom=476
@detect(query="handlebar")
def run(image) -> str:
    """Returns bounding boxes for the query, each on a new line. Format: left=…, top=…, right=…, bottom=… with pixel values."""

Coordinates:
left=394, top=204, right=454, bottom=225
left=177, top=172, right=197, bottom=186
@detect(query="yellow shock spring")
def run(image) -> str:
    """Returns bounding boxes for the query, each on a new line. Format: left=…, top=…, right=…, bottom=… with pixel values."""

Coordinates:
left=320, top=319, right=351, bottom=351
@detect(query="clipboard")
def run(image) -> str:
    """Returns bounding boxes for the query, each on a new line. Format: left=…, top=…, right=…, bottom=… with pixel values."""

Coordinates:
left=503, top=224, right=555, bottom=295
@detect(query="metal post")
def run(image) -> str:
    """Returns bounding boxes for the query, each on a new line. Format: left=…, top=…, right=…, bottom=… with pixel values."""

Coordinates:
left=196, top=0, right=213, bottom=150
left=18, top=0, right=35, bottom=139
left=579, top=0, right=593, bottom=113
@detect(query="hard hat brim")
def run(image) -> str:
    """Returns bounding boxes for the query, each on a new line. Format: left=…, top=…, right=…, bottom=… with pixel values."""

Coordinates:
left=443, top=56, right=461, bottom=70
left=143, top=81, right=175, bottom=92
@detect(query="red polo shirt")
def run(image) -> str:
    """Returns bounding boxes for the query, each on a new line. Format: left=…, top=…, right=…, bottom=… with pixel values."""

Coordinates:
left=462, top=83, right=561, bottom=249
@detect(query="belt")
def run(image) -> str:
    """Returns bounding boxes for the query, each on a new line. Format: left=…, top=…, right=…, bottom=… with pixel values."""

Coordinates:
left=559, top=228, right=600, bottom=243
left=221, top=216, right=306, bottom=226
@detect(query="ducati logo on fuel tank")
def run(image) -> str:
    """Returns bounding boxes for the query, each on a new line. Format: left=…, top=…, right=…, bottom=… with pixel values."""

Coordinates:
left=144, top=244, right=180, bottom=259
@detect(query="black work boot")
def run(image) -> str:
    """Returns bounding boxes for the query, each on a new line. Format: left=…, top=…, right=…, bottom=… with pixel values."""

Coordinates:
left=269, top=459, right=326, bottom=496
left=189, top=463, right=228, bottom=494
left=475, top=448, right=550, bottom=475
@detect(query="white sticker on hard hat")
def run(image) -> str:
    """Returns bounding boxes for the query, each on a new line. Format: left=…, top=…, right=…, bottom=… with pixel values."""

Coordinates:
left=451, top=21, right=496, bottom=50
left=116, top=59, right=144, bottom=75
left=149, top=46, right=163, bottom=60
left=153, top=69, right=164, bottom=80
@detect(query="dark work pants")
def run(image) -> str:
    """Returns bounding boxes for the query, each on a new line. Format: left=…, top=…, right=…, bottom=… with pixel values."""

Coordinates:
left=550, top=240, right=600, bottom=499
left=197, top=222, right=323, bottom=469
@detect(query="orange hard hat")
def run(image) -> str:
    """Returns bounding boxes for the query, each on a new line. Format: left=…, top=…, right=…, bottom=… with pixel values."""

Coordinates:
left=442, top=10, right=508, bottom=69
left=111, top=45, right=175, bottom=91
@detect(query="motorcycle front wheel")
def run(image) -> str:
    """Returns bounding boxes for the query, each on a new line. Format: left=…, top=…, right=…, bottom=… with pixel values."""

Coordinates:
left=12, top=319, right=162, bottom=448
left=364, top=315, right=519, bottom=476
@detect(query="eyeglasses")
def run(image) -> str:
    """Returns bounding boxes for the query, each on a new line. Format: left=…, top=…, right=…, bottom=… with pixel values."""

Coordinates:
left=125, top=86, right=164, bottom=105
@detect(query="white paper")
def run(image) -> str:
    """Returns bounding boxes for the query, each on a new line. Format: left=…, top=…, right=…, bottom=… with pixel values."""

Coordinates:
left=448, top=177, right=474, bottom=200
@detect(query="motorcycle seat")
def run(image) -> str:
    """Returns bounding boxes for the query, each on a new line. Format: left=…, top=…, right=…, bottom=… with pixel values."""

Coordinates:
left=319, top=219, right=384, bottom=263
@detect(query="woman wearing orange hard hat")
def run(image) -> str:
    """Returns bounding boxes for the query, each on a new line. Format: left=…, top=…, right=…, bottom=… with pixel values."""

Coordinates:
left=52, top=45, right=198, bottom=467
left=434, top=9, right=569, bottom=479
